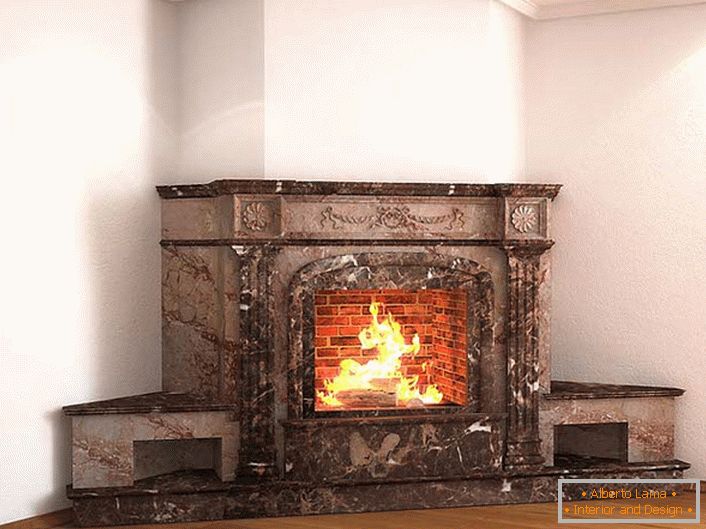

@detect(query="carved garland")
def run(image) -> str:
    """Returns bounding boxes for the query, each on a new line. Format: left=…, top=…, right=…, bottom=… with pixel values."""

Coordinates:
left=320, top=205, right=465, bottom=231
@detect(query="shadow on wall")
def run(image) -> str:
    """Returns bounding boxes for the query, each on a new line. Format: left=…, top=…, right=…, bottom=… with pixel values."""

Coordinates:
left=40, top=0, right=179, bottom=517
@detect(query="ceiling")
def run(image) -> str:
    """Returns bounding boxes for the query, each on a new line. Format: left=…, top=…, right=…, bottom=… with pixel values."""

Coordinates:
left=165, top=0, right=706, bottom=20
left=497, top=0, right=706, bottom=19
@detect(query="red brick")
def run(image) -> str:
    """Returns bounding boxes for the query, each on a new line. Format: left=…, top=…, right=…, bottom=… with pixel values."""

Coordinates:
left=378, top=294, right=418, bottom=304
left=336, top=326, right=361, bottom=336
left=316, top=316, right=350, bottom=326
left=403, top=304, right=427, bottom=315
left=315, top=367, right=340, bottom=379
left=329, top=294, right=372, bottom=304
left=339, top=305, right=364, bottom=315
left=349, top=315, right=373, bottom=325
left=379, top=304, right=403, bottom=316
left=317, top=326, right=338, bottom=336
left=330, top=336, right=360, bottom=346
left=315, top=357, right=345, bottom=367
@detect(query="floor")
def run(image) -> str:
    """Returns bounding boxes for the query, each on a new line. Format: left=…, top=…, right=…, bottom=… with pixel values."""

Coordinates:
left=52, top=494, right=704, bottom=529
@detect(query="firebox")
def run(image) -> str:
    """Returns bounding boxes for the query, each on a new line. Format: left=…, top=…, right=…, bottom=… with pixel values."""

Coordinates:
left=314, top=289, right=468, bottom=411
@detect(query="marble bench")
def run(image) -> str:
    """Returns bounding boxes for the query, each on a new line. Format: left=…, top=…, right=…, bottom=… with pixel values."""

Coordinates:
left=63, top=392, right=238, bottom=489
left=540, top=381, right=684, bottom=466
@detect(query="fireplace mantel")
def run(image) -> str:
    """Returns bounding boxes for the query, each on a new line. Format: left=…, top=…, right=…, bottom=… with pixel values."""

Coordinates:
left=158, top=179, right=561, bottom=245
left=157, top=179, right=562, bottom=199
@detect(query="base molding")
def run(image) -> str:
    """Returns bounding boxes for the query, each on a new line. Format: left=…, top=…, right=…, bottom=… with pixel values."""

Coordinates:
left=68, top=461, right=689, bottom=527
left=0, top=509, right=73, bottom=529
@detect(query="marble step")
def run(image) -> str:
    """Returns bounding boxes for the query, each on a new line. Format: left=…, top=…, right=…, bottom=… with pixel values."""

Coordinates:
left=540, top=380, right=685, bottom=466
left=63, top=392, right=238, bottom=490
left=63, top=391, right=235, bottom=415
left=67, top=460, right=690, bottom=527
left=546, top=380, right=684, bottom=400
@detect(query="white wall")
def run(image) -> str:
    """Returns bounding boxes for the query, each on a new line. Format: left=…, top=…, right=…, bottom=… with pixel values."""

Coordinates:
left=0, top=0, right=178, bottom=523
left=264, top=0, right=527, bottom=181
left=527, top=5, right=706, bottom=476
left=176, top=0, right=527, bottom=182
left=178, top=0, right=264, bottom=179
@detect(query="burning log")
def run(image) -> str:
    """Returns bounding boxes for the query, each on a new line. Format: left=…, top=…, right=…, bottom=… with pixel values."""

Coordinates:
left=335, top=388, right=397, bottom=408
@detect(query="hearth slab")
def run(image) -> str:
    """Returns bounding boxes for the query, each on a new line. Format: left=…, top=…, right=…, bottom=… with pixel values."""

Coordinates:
left=63, top=391, right=236, bottom=415
left=68, top=460, right=689, bottom=526
left=547, top=380, right=685, bottom=400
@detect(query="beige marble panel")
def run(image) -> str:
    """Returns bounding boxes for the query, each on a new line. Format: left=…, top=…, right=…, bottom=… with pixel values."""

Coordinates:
left=539, top=396, right=676, bottom=466
left=162, top=246, right=223, bottom=398
left=72, top=412, right=238, bottom=489
left=162, top=198, right=217, bottom=240
left=537, top=252, right=552, bottom=392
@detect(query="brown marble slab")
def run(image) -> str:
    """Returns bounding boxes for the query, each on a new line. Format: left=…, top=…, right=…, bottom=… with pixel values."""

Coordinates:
left=68, top=469, right=229, bottom=497
left=68, top=461, right=688, bottom=526
left=157, top=180, right=562, bottom=200
left=63, top=392, right=235, bottom=415
left=283, top=414, right=504, bottom=482
left=546, top=380, right=685, bottom=400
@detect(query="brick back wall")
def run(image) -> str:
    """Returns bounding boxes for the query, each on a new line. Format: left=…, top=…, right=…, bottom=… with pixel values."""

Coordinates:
left=314, top=289, right=467, bottom=406
left=431, top=290, right=468, bottom=405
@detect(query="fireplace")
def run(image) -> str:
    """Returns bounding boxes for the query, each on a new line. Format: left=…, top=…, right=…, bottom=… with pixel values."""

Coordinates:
left=314, top=289, right=467, bottom=411
left=62, top=180, right=688, bottom=526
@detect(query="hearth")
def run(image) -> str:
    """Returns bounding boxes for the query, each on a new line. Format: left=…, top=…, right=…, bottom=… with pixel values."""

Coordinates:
left=63, top=180, right=688, bottom=526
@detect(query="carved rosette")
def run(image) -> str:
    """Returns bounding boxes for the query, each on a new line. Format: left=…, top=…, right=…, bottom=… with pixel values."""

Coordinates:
left=503, top=242, right=552, bottom=470
left=242, top=202, right=271, bottom=232
left=511, top=205, right=538, bottom=233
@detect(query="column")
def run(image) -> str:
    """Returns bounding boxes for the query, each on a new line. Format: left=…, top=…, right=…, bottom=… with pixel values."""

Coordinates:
left=236, top=244, right=280, bottom=477
left=503, top=243, right=551, bottom=470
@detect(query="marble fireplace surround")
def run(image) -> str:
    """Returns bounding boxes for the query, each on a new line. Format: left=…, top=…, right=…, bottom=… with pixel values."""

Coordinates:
left=288, top=252, right=493, bottom=419
left=62, top=180, right=688, bottom=526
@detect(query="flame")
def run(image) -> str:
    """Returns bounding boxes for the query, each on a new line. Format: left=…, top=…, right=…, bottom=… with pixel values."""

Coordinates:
left=317, top=302, right=444, bottom=408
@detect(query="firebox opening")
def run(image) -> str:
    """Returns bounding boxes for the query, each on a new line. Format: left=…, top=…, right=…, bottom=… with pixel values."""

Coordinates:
left=554, top=423, right=629, bottom=467
left=314, top=288, right=468, bottom=411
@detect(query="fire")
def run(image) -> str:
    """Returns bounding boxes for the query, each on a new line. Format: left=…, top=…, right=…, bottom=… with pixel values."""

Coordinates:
left=317, top=302, right=444, bottom=409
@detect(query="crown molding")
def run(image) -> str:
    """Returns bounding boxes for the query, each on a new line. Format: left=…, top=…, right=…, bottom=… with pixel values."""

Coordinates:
left=497, top=0, right=706, bottom=19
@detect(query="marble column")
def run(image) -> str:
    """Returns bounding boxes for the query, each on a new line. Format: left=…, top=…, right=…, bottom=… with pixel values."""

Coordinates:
left=503, top=243, right=552, bottom=470
left=236, top=244, right=280, bottom=477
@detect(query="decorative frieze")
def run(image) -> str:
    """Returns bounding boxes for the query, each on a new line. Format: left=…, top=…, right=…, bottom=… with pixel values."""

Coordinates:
left=319, top=205, right=465, bottom=231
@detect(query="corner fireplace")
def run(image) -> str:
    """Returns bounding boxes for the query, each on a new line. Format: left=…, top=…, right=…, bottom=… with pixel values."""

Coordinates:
left=62, top=180, right=688, bottom=526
